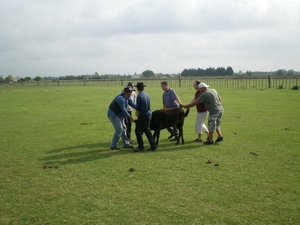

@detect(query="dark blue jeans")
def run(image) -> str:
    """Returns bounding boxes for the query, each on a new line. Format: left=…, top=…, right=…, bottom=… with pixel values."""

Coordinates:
left=135, top=114, right=156, bottom=149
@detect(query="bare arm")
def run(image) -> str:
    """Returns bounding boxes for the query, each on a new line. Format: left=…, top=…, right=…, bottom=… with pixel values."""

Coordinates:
left=176, top=96, right=182, bottom=105
left=181, top=101, right=198, bottom=109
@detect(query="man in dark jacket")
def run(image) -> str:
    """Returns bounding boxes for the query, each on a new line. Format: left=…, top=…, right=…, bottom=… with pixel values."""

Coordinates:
left=133, top=82, right=157, bottom=152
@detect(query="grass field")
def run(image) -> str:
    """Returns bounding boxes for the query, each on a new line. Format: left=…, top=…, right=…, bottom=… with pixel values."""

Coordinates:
left=0, top=85, right=299, bottom=225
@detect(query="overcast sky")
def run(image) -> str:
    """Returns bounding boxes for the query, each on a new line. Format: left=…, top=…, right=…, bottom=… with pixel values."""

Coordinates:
left=1, top=0, right=299, bottom=78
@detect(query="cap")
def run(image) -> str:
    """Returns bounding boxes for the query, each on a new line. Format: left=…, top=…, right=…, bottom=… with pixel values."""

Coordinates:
left=198, top=83, right=209, bottom=88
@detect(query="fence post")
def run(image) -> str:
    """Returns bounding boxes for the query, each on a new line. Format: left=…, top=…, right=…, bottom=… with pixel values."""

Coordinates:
left=179, top=76, right=181, bottom=87
left=268, top=75, right=271, bottom=88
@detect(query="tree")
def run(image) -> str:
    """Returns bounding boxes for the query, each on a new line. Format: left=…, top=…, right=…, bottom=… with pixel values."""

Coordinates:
left=276, top=69, right=286, bottom=76
left=34, top=76, right=42, bottom=81
left=142, top=70, right=155, bottom=78
left=94, top=72, right=100, bottom=79
left=287, top=69, right=294, bottom=76
left=5, top=75, right=13, bottom=82
left=0, top=75, right=4, bottom=83
left=226, top=66, right=234, bottom=76
left=215, top=67, right=226, bottom=76
left=24, top=77, right=32, bottom=82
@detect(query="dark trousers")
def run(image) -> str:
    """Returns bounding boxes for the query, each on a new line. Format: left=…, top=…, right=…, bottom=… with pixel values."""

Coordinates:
left=125, top=111, right=132, bottom=139
left=135, top=114, right=156, bottom=149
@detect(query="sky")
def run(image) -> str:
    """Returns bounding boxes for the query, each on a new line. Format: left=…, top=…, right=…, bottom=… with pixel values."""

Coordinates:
left=1, top=0, right=299, bottom=78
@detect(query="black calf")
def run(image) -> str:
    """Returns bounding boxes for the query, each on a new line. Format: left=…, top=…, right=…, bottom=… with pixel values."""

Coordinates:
left=150, top=107, right=189, bottom=145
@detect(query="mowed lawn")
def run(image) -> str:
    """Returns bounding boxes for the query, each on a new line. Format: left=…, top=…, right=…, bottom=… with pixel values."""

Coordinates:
left=0, top=85, right=299, bottom=225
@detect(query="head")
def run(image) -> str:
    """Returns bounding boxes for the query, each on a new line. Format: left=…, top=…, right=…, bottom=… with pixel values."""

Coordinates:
left=127, top=82, right=134, bottom=88
left=160, top=81, right=168, bottom=91
left=123, top=86, right=135, bottom=98
left=134, top=82, right=146, bottom=91
left=198, top=83, right=209, bottom=93
left=194, top=80, right=201, bottom=90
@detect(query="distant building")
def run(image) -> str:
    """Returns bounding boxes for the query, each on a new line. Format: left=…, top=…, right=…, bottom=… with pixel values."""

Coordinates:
left=131, top=74, right=142, bottom=79
left=12, top=77, right=21, bottom=82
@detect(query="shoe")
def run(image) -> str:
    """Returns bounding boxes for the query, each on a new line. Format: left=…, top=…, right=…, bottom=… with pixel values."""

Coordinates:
left=133, top=148, right=144, bottom=152
left=167, top=134, right=174, bottom=139
left=193, top=139, right=202, bottom=142
left=204, top=140, right=214, bottom=145
left=215, top=137, right=223, bottom=142
left=110, top=147, right=120, bottom=150
left=123, top=145, right=134, bottom=148
left=147, top=147, right=157, bottom=151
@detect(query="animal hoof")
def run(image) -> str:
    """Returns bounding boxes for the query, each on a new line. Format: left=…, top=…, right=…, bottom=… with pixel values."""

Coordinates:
left=207, top=159, right=213, bottom=164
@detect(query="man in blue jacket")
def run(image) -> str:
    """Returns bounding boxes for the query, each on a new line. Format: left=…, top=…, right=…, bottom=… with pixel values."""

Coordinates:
left=107, top=86, right=137, bottom=150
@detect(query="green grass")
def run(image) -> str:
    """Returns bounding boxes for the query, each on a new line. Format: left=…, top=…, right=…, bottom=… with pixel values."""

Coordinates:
left=0, top=85, right=299, bottom=225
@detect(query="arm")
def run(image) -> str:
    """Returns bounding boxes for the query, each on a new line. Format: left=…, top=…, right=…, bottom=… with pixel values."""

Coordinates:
left=176, top=96, right=182, bottom=105
left=172, top=89, right=182, bottom=105
left=181, top=101, right=198, bottom=109
left=128, top=98, right=137, bottom=110
left=116, top=97, right=134, bottom=121
left=190, top=97, right=196, bottom=103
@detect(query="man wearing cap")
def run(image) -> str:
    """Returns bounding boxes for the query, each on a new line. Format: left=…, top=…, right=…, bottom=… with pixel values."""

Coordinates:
left=107, top=86, right=137, bottom=150
left=181, top=83, right=224, bottom=145
left=133, top=82, right=156, bottom=152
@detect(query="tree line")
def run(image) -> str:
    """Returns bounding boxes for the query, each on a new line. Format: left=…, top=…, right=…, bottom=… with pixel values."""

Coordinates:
left=181, top=67, right=234, bottom=77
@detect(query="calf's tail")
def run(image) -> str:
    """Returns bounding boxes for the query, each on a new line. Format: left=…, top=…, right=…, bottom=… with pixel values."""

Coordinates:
left=184, top=109, right=190, bottom=117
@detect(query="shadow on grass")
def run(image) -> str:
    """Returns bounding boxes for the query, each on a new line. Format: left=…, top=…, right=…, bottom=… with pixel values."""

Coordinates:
left=40, top=139, right=209, bottom=166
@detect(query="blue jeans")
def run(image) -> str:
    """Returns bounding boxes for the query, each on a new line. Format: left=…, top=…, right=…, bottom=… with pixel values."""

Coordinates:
left=108, top=114, right=131, bottom=148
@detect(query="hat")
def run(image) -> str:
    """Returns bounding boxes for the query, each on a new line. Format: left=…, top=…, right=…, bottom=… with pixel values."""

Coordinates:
left=123, top=86, right=135, bottom=93
left=198, top=83, right=209, bottom=88
left=135, top=82, right=146, bottom=87
left=127, top=82, right=134, bottom=87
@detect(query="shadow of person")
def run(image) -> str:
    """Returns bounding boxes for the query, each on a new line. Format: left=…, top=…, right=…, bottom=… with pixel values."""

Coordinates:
left=40, top=142, right=132, bottom=166
left=40, top=140, right=201, bottom=166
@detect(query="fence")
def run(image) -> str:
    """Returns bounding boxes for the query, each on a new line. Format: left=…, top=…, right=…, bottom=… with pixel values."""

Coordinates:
left=1, top=76, right=299, bottom=89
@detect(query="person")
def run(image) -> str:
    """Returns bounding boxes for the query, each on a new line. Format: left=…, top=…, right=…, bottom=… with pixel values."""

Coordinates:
left=124, top=82, right=137, bottom=142
left=107, top=86, right=137, bottom=150
left=160, top=81, right=182, bottom=140
left=133, top=82, right=157, bottom=152
left=181, top=83, right=224, bottom=145
left=191, top=80, right=209, bottom=142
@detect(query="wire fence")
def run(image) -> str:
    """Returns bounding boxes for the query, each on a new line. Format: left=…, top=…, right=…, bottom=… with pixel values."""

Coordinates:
left=2, top=76, right=299, bottom=89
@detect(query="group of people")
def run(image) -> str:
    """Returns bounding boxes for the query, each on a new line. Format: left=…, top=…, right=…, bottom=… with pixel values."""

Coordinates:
left=107, top=82, right=156, bottom=152
left=107, top=80, right=224, bottom=151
